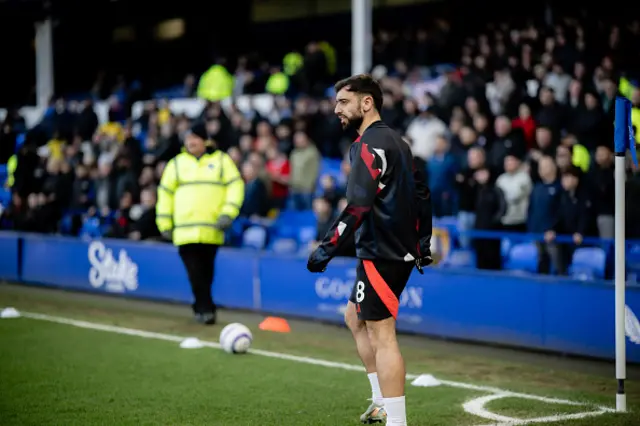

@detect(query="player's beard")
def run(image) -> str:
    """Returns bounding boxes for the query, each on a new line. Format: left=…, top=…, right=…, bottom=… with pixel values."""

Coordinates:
left=342, top=112, right=364, bottom=132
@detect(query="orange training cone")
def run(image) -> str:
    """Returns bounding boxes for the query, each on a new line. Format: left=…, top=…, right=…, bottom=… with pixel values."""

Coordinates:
left=259, top=316, right=291, bottom=333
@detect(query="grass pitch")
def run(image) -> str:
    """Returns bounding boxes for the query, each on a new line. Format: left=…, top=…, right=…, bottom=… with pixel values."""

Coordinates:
left=0, top=283, right=638, bottom=426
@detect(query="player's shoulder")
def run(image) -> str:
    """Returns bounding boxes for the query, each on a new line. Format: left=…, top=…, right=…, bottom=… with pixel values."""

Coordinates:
left=360, top=121, right=402, bottom=148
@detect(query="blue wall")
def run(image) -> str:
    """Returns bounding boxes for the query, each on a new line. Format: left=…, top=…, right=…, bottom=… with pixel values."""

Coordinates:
left=1, top=232, right=639, bottom=362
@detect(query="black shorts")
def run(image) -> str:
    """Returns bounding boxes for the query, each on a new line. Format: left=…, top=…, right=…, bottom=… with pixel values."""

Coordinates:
left=348, top=259, right=414, bottom=321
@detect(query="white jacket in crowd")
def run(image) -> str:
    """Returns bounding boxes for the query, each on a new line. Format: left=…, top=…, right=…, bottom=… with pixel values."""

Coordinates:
left=496, top=168, right=532, bottom=226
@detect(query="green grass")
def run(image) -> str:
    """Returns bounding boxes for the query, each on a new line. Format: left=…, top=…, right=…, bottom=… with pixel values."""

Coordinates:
left=1, top=283, right=639, bottom=425
left=484, top=397, right=600, bottom=419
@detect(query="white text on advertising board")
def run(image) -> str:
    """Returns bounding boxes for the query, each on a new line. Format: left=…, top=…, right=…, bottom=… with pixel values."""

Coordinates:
left=88, top=241, right=139, bottom=293
left=314, top=276, right=423, bottom=309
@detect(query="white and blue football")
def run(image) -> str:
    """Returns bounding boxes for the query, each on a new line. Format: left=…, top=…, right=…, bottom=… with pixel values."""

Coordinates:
left=219, top=323, right=253, bottom=354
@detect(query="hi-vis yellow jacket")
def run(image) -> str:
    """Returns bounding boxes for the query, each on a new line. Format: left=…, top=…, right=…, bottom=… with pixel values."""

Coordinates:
left=156, top=151, right=244, bottom=246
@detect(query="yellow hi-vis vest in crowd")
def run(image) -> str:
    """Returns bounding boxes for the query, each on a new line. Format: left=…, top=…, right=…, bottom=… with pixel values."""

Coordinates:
left=318, top=41, right=336, bottom=76
left=266, top=72, right=289, bottom=95
left=156, top=151, right=244, bottom=246
left=6, top=154, right=17, bottom=187
left=571, top=143, right=591, bottom=173
left=196, top=65, right=234, bottom=102
left=283, top=52, right=303, bottom=76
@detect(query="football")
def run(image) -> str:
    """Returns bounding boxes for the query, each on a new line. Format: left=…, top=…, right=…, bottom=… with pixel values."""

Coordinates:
left=219, top=323, right=253, bottom=354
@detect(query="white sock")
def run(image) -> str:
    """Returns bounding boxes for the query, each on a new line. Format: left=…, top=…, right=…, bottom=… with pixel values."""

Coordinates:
left=384, top=396, right=407, bottom=425
left=367, top=372, right=384, bottom=405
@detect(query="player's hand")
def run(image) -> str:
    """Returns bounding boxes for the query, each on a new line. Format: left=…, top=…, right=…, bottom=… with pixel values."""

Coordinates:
left=415, top=253, right=433, bottom=275
left=307, top=246, right=329, bottom=273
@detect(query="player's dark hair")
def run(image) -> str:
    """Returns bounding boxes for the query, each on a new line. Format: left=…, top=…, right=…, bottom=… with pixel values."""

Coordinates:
left=334, top=74, right=383, bottom=112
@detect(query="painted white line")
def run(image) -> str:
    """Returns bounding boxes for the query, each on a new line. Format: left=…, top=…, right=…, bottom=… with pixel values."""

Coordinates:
left=464, top=393, right=522, bottom=423
left=11, top=310, right=617, bottom=425
left=466, top=393, right=613, bottom=425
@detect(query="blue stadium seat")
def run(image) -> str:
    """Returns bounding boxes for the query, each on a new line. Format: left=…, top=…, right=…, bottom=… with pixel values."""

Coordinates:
left=569, top=247, right=606, bottom=280
left=434, top=216, right=459, bottom=247
left=434, top=216, right=459, bottom=231
left=270, top=210, right=316, bottom=240
left=242, top=226, right=267, bottom=250
left=59, top=214, right=74, bottom=235
left=439, top=249, right=476, bottom=268
left=504, top=243, right=538, bottom=273
left=501, top=238, right=512, bottom=258
left=298, top=226, right=316, bottom=247
left=0, top=188, right=11, bottom=207
left=15, top=133, right=25, bottom=151
left=627, top=244, right=640, bottom=275
left=270, top=238, right=298, bottom=254
left=320, top=158, right=342, bottom=176
left=80, top=217, right=103, bottom=238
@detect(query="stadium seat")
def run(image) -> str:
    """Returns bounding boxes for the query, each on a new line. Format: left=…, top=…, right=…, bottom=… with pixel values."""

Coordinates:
left=242, top=226, right=267, bottom=250
left=439, top=249, right=476, bottom=268
left=434, top=216, right=460, bottom=247
left=501, top=238, right=512, bottom=258
left=270, top=210, right=316, bottom=240
left=80, top=217, right=103, bottom=238
left=15, top=133, right=25, bottom=151
left=569, top=247, right=606, bottom=280
left=270, top=238, right=298, bottom=254
left=320, top=158, right=342, bottom=177
left=0, top=188, right=10, bottom=207
left=0, top=164, right=7, bottom=185
left=298, top=226, right=316, bottom=247
left=59, top=214, right=74, bottom=235
left=504, top=243, right=538, bottom=273
left=626, top=244, right=640, bottom=275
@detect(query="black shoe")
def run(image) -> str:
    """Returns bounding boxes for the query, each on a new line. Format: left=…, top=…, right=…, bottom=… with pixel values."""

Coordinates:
left=194, top=312, right=216, bottom=325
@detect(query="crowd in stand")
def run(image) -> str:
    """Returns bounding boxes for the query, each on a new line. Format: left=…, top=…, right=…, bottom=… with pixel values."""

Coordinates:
left=2, top=15, right=640, bottom=276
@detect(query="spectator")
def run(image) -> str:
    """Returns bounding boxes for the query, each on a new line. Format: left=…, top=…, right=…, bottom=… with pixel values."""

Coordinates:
left=265, top=145, right=290, bottom=210
left=455, top=147, right=485, bottom=248
left=536, top=86, right=566, bottom=136
left=288, top=131, right=320, bottom=210
left=104, top=191, right=134, bottom=238
left=473, top=167, right=506, bottom=270
left=528, top=127, right=555, bottom=183
left=240, top=161, right=269, bottom=218
left=511, top=103, right=536, bottom=151
left=129, top=187, right=161, bottom=241
left=528, top=157, right=562, bottom=274
left=546, top=166, right=590, bottom=275
left=487, top=115, right=526, bottom=174
left=405, top=106, right=447, bottom=161
left=310, top=197, right=334, bottom=251
left=589, top=145, right=615, bottom=239
left=428, top=135, right=458, bottom=217
left=496, top=155, right=532, bottom=233
left=544, top=64, right=571, bottom=104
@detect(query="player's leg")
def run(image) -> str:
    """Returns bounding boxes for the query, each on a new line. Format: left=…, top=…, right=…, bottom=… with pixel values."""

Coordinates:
left=366, top=317, right=405, bottom=425
left=360, top=260, right=413, bottom=426
left=344, top=301, right=377, bottom=374
left=347, top=261, right=385, bottom=424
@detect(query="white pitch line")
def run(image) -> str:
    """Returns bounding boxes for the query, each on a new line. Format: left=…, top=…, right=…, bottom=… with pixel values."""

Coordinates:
left=465, top=393, right=613, bottom=425
left=9, top=310, right=618, bottom=425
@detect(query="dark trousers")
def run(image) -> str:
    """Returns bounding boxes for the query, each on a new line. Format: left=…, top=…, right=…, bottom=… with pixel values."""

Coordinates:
left=536, top=242, right=574, bottom=275
left=473, top=237, right=502, bottom=270
left=178, top=243, right=219, bottom=315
